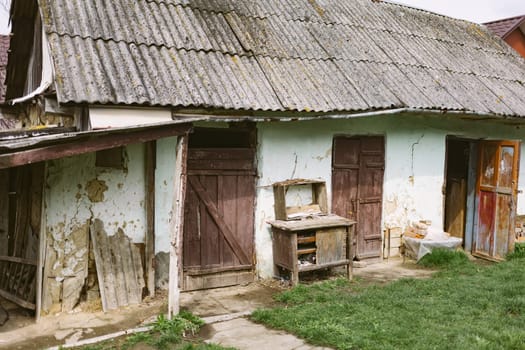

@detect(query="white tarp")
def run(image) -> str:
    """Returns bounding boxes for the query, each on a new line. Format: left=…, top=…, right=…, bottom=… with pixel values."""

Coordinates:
left=404, top=233, right=463, bottom=261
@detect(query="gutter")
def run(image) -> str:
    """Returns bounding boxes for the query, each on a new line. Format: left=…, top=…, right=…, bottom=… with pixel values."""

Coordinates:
left=11, top=27, right=54, bottom=105
left=173, top=107, right=508, bottom=123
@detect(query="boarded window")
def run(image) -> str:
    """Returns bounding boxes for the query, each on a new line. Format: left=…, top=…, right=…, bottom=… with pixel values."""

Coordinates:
left=96, top=147, right=124, bottom=169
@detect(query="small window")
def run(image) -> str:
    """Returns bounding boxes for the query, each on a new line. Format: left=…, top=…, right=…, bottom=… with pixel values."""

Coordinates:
left=96, top=147, right=124, bottom=169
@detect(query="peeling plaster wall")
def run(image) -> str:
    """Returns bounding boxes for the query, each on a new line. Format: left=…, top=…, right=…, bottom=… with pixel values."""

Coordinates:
left=90, top=143, right=147, bottom=243
left=44, top=154, right=94, bottom=313
left=155, top=136, right=178, bottom=252
left=254, top=114, right=525, bottom=278
left=154, top=136, right=178, bottom=289
left=43, top=144, right=148, bottom=313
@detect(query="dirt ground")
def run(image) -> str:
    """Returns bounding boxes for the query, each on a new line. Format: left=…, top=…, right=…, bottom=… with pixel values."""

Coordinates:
left=0, top=257, right=434, bottom=350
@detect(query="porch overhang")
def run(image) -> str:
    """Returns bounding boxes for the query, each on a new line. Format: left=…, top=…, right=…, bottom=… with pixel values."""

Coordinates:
left=0, top=121, right=193, bottom=169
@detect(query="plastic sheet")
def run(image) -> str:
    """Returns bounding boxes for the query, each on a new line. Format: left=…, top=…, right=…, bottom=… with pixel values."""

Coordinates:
left=404, top=236, right=463, bottom=261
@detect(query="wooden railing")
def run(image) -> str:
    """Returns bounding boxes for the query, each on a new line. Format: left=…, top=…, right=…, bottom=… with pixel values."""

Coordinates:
left=0, top=256, right=37, bottom=310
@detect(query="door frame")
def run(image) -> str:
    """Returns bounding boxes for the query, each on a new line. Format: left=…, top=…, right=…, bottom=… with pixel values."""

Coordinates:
left=444, top=136, right=521, bottom=259
left=181, top=126, right=257, bottom=290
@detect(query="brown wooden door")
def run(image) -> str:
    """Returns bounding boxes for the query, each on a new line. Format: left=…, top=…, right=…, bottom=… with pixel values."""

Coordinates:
left=332, top=136, right=385, bottom=260
left=474, top=141, right=520, bottom=260
left=183, top=148, right=256, bottom=289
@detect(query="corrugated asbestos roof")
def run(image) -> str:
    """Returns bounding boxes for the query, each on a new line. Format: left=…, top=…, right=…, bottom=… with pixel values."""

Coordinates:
left=485, top=15, right=525, bottom=39
left=37, top=0, right=525, bottom=116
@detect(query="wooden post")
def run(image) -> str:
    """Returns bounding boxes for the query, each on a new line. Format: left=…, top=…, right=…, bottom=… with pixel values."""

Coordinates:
left=36, top=163, right=47, bottom=322
left=145, top=141, right=156, bottom=297
left=347, top=223, right=355, bottom=281
left=168, top=134, right=188, bottom=318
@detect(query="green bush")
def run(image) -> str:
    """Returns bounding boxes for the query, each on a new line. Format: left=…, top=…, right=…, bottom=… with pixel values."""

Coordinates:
left=507, top=242, right=525, bottom=260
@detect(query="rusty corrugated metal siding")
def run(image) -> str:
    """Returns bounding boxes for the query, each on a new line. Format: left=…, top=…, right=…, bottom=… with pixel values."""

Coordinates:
left=36, top=0, right=525, bottom=116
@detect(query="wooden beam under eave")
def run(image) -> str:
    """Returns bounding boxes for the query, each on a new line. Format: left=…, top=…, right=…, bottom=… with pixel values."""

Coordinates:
left=168, top=134, right=189, bottom=318
left=0, top=124, right=192, bottom=169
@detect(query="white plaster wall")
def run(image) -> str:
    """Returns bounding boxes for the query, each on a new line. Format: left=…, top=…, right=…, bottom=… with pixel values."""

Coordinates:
left=90, top=143, right=147, bottom=242
left=46, top=144, right=148, bottom=243
left=45, top=154, right=95, bottom=256
left=43, top=144, right=149, bottom=310
left=155, top=136, right=178, bottom=253
left=255, top=114, right=525, bottom=278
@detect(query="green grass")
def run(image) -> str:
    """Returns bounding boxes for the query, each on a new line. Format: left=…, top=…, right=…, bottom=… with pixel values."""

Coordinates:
left=417, top=248, right=471, bottom=269
left=507, top=242, right=525, bottom=260
left=71, top=311, right=233, bottom=350
left=252, top=254, right=525, bottom=350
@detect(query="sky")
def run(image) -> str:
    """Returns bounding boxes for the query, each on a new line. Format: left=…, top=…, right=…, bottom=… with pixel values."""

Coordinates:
left=0, top=0, right=524, bottom=34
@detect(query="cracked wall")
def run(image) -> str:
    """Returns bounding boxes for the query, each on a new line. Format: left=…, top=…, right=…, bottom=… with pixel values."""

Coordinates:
left=254, top=114, right=525, bottom=278
left=42, top=143, right=148, bottom=314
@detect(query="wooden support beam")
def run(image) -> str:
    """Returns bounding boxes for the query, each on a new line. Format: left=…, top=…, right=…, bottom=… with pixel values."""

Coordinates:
left=0, top=256, right=37, bottom=265
left=168, top=134, right=189, bottom=318
left=0, top=289, right=36, bottom=310
left=0, top=124, right=191, bottom=169
left=36, top=163, right=47, bottom=322
left=145, top=141, right=156, bottom=297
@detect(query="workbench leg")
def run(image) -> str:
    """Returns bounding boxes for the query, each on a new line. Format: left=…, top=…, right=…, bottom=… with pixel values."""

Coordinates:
left=347, top=225, right=355, bottom=281
left=291, top=266, right=299, bottom=286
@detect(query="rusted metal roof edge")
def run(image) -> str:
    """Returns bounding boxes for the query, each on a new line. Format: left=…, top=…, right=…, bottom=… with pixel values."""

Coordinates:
left=173, top=107, right=522, bottom=122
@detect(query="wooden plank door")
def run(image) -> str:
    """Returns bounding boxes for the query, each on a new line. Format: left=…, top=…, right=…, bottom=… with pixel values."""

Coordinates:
left=183, top=148, right=256, bottom=290
left=474, top=140, right=520, bottom=260
left=332, top=136, right=385, bottom=260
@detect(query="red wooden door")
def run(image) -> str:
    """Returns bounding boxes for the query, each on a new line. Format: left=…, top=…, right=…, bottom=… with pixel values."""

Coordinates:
left=474, top=141, right=520, bottom=260
left=183, top=148, right=256, bottom=289
left=332, top=136, right=385, bottom=260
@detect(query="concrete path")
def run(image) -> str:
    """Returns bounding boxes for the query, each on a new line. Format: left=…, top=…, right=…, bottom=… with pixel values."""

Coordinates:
left=190, top=258, right=433, bottom=350
left=204, top=317, right=332, bottom=350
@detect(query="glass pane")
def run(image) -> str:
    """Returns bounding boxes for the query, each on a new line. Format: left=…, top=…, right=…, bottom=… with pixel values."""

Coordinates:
left=497, top=146, right=514, bottom=188
left=480, top=145, right=497, bottom=186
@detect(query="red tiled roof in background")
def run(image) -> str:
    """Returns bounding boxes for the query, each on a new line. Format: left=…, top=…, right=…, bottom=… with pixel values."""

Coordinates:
left=0, top=34, right=10, bottom=103
left=485, top=15, right=525, bottom=38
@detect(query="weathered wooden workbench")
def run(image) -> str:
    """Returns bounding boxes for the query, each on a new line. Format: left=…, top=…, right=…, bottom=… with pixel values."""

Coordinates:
left=269, top=215, right=355, bottom=285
